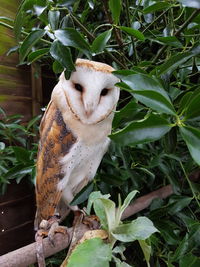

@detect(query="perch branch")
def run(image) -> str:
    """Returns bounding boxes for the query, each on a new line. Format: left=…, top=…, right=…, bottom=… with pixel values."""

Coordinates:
left=0, top=230, right=72, bottom=267
left=0, top=185, right=173, bottom=266
left=121, top=184, right=173, bottom=220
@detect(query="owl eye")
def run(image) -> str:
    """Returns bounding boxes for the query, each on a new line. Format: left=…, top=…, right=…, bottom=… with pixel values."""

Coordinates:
left=74, top=83, right=83, bottom=92
left=101, top=88, right=109, bottom=96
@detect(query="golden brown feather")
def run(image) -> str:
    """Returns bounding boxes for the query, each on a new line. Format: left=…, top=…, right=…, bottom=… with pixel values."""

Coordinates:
left=35, top=101, right=77, bottom=228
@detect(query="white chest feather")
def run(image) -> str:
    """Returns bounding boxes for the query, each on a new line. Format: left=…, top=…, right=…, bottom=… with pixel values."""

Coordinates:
left=58, top=138, right=110, bottom=205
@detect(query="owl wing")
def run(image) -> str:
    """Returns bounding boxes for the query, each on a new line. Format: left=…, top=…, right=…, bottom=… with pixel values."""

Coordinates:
left=35, top=100, right=77, bottom=228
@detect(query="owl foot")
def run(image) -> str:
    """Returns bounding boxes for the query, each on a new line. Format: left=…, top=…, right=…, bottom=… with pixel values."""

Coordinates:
left=82, top=215, right=100, bottom=230
left=35, top=215, right=68, bottom=267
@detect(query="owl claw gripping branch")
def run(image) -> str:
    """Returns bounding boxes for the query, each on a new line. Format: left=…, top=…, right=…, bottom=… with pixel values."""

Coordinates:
left=34, top=59, right=120, bottom=265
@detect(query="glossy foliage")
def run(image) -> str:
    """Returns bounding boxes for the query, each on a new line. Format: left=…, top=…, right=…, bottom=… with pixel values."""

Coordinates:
left=1, top=0, right=200, bottom=266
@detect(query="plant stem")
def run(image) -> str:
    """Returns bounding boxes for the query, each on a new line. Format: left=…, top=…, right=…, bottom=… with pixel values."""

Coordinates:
left=0, top=21, right=52, bottom=45
left=69, top=13, right=95, bottom=41
left=70, top=12, right=126, bottom=68
left=152, top=9, right=200, bottom=64
left=101, top=0, right=127, bottom=67
left=125, top=0, right=137, bottom=64
left=180, top=161, right=200, bottom=208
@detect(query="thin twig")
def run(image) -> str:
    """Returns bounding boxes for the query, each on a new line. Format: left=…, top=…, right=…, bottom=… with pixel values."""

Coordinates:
left=125, top=0, right=137, bottom=64
left=69, top=12, right=126, bottom=68
left=101, top=0, right=127, bottom=67
left=0, top=21, right=51, bottom=45
left=180, top=162, right=200, bottom=208
left=151, top=9, right=200, bottom=64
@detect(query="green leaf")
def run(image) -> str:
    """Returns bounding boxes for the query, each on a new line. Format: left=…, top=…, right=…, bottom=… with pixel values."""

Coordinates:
left=167, top=196, right=193, bottom=215
left=50, top=40, right=75, bottom=71
left=67, top=238, right=112, bottom=267
left=120, top=74, right=176, bottom=115
left=178, top=91, right=193, bottom=114
left=178, top=0, right=200, bottom=9
left=70, top=182, right=94, bottom=205
left=4, top=165, right=33, bottom=180
left=172, top=224, right=200, bottom=261
left=12, top=146, right=30, bottom=163
left=110, top=114, right=172, bottom=146
left=86, top=191, right=110, bottom=215
left=179, top=253, right=200, bottom=267
left=91, top=29, right=112, bottom=53
left=93, top=199, right=108, bottom=230
left=54, top=28, right=91, bottom=55
left=112, top=217, right=158, bottom=242
left=155, top=36, right=183, bottom=48
left=109, top=0, right=121, bottom=24
left=155, top=46, right=200, bottom=76
left=27, top=115, right=41, bottom=130
left=118, top=190, right=138, bottom=220
left=48, top=10, right=60, bottom=30
left=96, top=198, right=116, bottom=232
left=120, top=26, right=145, bottom=41
left=138, top=240, right=151, bottom=267
left=179, top=126, right=200, bottom=165
left=113, top=100, right=144, bottom=128
left=143, top=2, right=171, bottom=14
left=14, top=0, right=35, bottom=39
left=27, top=48, right=49, bottom=63
left=184, top=91, right=200, bottom=120
left=52, top=61, right=64, bottom=74
left=19, top=29, right=45, bottom=63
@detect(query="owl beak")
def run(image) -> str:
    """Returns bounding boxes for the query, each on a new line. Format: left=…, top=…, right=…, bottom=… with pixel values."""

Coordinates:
left=85, top=108, right=93, bottom=117
left=84, top=100, right=96, bottom=117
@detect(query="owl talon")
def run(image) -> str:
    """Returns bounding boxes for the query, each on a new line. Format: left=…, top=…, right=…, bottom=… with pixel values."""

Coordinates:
left=82, top=215, right=100, bottom=230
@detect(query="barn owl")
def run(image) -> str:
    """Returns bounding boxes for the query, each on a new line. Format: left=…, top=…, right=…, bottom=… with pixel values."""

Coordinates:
left=34, top=59, right=120, bottom=230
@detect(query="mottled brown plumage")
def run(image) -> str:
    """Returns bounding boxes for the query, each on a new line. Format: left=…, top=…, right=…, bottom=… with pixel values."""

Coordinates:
left=35, top=59, right=120, bottom=232
left=35, top=101, right=77, bottom=228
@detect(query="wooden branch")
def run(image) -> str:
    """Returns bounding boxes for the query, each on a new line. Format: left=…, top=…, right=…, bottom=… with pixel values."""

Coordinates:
left=0, top=230, right=72, bottom=267
left=122, top=184, right=173, bottom=220
left=0, top=185, right=174, bottom=266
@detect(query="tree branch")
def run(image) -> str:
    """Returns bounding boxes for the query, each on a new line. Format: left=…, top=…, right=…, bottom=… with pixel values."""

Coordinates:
left=121, top=184, right=173, bottom=220
left=0, top=230, right=72, bottom=267
left=0, top=185, right=174, bottom=266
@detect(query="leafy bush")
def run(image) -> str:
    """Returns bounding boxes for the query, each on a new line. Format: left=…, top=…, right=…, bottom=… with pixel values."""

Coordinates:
left=0, top=108, right=40, bottom=194
left=1, top=0, right=200, bottom=266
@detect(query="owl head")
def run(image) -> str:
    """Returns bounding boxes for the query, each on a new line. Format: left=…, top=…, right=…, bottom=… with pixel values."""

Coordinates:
left=59, top=59, right=120, bottom=125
